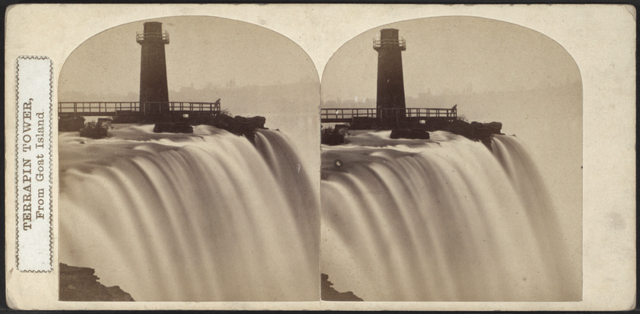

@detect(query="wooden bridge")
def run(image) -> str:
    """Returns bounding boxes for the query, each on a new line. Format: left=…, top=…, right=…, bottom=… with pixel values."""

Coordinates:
left=320, top=107, right=457, bottom=123
left=58, top=101, right=221, bottom=117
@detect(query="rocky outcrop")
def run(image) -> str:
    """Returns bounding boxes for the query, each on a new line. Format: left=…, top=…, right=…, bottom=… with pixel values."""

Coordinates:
left=59, top=263, right=134, bottom=301
left=470, top=121, right=502, bottom=139
left=322, top=133, right=345, bottom=145
left=205, top=113, right=267, bottom=143
left=209, top=114, right=266, bottom=134
left=321, top=273, right=363, bottom=301
left=79, top=119, right=112, bottom=139
left=444, top=120, right=502, bottom=147
left=153, top=122, right=194, bottom=133
left=390, top=129, right=430, bottom=140
left=321, top=125, right=348, bottom=145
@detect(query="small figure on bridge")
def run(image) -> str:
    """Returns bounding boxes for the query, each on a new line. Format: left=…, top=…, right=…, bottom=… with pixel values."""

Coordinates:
left=214, top=98, right=221, bottom=106
left=452, top=104, right=457, bottom=110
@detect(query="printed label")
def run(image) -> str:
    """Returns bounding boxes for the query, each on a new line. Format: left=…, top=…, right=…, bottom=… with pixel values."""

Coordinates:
left=15, top=56, right=53, bottom=272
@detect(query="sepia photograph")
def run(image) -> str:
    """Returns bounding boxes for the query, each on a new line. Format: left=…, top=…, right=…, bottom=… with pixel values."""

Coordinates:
left=56, top=16, right=320, bottom=301
left=319, top=16, right=582, bottom=301
left=3, top=4, right=635, bottom=311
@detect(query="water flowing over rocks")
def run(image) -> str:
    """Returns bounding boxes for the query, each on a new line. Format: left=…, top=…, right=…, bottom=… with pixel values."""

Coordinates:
left=320, top=131, right=580, bottom=301
left=445, top=120, right=503, bottom=147
left=390, top=129, right=430, bottom=140
left=330, top=119, right=501, bottom=147
left=59, top=125, right=318, bottom=301
left=153, top=122, right=194, bottom=133
left=207, top=114, right=267, bottom=143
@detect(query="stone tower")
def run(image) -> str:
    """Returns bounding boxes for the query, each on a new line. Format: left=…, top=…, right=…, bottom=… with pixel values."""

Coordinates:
left=374, top=28, right=407, bottom=125
left=137, top=22, right=170, bottom=115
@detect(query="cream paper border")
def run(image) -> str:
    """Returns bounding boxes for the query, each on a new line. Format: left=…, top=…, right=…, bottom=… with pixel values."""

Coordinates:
left=4, top=4, right=636, bottom=310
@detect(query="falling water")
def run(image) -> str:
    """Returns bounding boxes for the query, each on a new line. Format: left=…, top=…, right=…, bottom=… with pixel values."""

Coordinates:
left=320, top=131, right=580, bottom=301
left=59, top=125, right=319, bottom=301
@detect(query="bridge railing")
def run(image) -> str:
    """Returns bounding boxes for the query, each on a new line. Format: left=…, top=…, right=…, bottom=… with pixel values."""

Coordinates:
left=58, top=101, right=221, bottom=115
left=159, top=102, right=220, bottom=113
left=320, top=108, right=378, bottom=121
left=400, top=107, right=457, bottom=118
left=320, top=107, right=457, bottom=121
left=58, top=102, right=141, bottom=115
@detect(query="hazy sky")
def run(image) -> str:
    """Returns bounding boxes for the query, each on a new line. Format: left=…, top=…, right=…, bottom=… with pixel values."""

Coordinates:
left=321, top=16, right=581, bottom=102
left=59, top=16, right=318, bottom=98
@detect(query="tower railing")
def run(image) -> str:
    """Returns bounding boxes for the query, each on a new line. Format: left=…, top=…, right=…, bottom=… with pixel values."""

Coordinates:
left=136, top=31, right=170, bottom=44
left=373, top=37, right=406, bottom=49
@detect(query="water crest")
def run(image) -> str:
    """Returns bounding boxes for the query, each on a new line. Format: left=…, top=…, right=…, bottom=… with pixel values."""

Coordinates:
left=59, top=125, right=319, bottom=301
left=320, top=131, right=580, bottom=301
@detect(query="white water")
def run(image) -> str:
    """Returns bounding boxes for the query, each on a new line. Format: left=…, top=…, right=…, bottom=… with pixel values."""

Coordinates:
left=320, top=131, right=580, bottom=301
left=59, top=125, right=319, bottom=301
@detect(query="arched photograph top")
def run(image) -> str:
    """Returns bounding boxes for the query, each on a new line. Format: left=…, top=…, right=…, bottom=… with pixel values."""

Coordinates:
left=320, top=16, right=582, bottom=302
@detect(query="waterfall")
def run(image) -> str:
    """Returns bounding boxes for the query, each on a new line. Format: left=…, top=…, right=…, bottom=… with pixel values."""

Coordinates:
left=59, top=125, right=580, bottom=302
left=59, top=125, right=319, bottom=301
left=320, top=131, right=580, bottom=301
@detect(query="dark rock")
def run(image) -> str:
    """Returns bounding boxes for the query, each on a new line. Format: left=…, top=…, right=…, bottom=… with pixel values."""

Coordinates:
left=390, top=129, right=430, bottom=140
left=444, top=119, right=503, bottom=141
left=79, top=120, right=109, bottom=139
left=322, top=133, right=345, bottom=145
left=210, top=113, right=236, bottom=131
left=153, top=122, right=193, bottom=133
left=470, top=121, right=502, bottom=139
left=234, top=116, right=257, bottom=134
left=233, top=115, right=267, bottom=133
left=153, top=122, right=175, bottom=133
left=59, top=263, right=134, bottom=301
left=59, top=116, right=85, bottom=132
left=321, top=126, right=346, bottom=145
left=207, top=113, right=267, bottom=141
left=84, top=127, right=108, bottom=139
left=321, top=273, right=363, bottom=301
left=335, top=125, right=350, bottom=136
left=96, top=118, right=113, bottom=129
left=485, top=122, right=502, bottom=134
left=174, top=122, right=193, bottom=134
left=188, top=112, right=216, bottom=125
left=246, top=116, right=267, bottom=129
left=445, top=119, right=474, bottom=139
